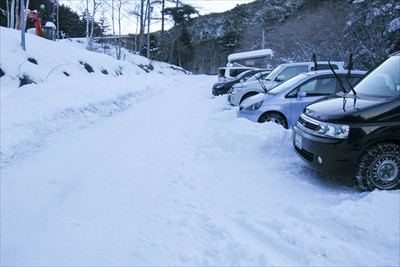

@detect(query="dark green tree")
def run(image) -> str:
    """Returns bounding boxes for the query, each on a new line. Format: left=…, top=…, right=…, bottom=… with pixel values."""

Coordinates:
left=162, top=4, right=198, bottom=68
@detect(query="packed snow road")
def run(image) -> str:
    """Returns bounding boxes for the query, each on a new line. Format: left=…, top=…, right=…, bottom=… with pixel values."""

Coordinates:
left=1, top=75, right=399, bottom=266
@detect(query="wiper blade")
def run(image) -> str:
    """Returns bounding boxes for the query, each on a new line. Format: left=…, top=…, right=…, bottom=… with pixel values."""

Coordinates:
left=256, top=74, right=268, bottom=92
left=346, top=54, right=357, bottom=96
left=328, top=61, right=347, bottom=94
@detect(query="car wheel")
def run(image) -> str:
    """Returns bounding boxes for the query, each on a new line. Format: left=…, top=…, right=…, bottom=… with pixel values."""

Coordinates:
left=239, top=92, right=258, bottom=104
left=258, top=112, right=288, bottom=129
left=355, top=143, right=400, bottom=191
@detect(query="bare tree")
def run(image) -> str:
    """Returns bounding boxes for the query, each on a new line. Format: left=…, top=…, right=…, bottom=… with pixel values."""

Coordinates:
left=113, top=0, right=127, bottom=59
left=5, top=0, right=31, bottom=50
left=128, top=2, right=141, bottom=53
left=88, top=0, right=101, bottom=50
left=10, top=0, right=16, bottom=29
left=138, top=0, right=146, bottom=56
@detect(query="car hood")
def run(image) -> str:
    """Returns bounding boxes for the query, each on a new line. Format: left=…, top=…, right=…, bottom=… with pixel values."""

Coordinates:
left=304, top=94, right=399, bottom=123
left=213, top=80, right=237, bottom=88
left=237, top=78, right=270, bottom=89
left=240, top=92, right=266, bottom=107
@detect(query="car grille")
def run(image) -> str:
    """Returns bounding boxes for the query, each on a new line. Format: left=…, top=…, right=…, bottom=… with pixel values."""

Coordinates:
left=298, top=115, right=319, bottom=131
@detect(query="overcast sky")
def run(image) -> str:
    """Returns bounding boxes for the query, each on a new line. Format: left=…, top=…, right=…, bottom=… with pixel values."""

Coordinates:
left=59, top=0, right=256, bottom=34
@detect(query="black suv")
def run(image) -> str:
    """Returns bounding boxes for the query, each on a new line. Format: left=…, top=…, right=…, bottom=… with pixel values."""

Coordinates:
left=292, top=52, right=400, bottom=190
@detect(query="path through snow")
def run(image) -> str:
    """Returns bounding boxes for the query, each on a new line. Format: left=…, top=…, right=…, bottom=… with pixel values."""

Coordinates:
left=1, top=75, right=399, bottom=266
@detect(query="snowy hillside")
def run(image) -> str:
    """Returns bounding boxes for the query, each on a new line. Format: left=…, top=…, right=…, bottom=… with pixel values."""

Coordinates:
left=1, top=27, right=399, bottom=266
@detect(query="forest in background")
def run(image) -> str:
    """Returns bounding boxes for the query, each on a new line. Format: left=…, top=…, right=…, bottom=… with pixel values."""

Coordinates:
left=177, top=0, right=399, bottom=73
left=1, top=0, right=399, bottom=74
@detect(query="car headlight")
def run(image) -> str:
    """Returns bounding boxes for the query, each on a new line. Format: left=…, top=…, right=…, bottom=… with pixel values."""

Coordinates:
left=245, top=100, right=263, bottom=110
left=298, top=114, right=350, bottom=139
left=315, top=123, right=350, bottom=139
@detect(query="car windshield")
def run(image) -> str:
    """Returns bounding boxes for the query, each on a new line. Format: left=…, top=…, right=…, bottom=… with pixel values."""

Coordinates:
left=264, top=65, right=284, bottom=81
left=237, top=70, right=258, bottom=80
left=245, top=71, right=269, bottom=83
left=267, top=73, right=308, bottom=95
left=354, top=55, right=400, bottom=97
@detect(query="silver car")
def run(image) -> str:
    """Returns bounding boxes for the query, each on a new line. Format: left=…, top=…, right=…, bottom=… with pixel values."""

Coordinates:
left=237, top=70, right=366, bottom=128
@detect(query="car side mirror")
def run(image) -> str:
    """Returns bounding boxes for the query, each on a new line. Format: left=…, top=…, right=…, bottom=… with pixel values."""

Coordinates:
left=297, top=91, right=307, bottom=98
left=276, top=74, right=285, bottom=82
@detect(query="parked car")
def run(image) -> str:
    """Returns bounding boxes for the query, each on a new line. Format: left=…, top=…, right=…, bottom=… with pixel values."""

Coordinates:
left=225, top=70, right=272, bottom=97
left=237, top=70, right=366, bottom=128
left=218, top=66, right=260, bottom=82
left=228, top=61, right=346, bottom=106
left=292, top=52, right=400, bottom=190
left=212, top=69, right=270, bottom=96
left=227, top=69, right=275, bottom=104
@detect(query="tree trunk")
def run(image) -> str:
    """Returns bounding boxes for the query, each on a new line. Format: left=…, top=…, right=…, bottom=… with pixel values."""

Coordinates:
left=10, top=0, right=15, bottom=29
left=139, top=0, right=146, bottom=56
left=20, top=0, right=25, bottom=51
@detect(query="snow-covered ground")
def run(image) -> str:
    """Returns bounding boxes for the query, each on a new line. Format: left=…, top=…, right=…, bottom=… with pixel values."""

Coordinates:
left=1, top=27, right=399, bottom=266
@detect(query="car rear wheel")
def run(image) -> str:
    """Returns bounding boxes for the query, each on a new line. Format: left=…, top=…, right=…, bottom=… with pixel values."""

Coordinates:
left=258, top=112, right=288, bottom=129
left=356, top=143, right=400, bottom=190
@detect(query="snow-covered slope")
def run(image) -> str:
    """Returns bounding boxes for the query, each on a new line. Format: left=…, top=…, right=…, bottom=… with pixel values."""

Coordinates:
left=1, top=27, right=399, bottom=266
left=0, top=27, right=189, bottom=166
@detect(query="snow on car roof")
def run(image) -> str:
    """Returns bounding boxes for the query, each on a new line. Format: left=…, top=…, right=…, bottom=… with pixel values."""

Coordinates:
left=227, top=49, right=274, bottom=63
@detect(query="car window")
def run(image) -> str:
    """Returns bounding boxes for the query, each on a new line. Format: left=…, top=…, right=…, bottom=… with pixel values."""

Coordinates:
left=300, top=79, right=317, bottom=93
left=287, top=77, right=337, bottom=97
left=313, top=78, right=337, bottom=94
left=269, top=73, right=309, bottom=95
left=278, top=65, right=309, bottom=81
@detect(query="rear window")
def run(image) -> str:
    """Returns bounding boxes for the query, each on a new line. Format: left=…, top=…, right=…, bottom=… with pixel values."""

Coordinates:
left=218, top=68, right=226, bottom=77
left=316, top=64, right=339, bottom=70
left=279, top=65, right=308, bottom=80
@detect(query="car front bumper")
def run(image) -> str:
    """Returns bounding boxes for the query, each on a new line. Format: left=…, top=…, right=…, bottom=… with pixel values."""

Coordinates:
left=212, top=86, right=229, bottom=96
left=292, top=125, right=359, bottom=178
left=237, top=108, right=263, bottom=122
left=228, top=91, right=242, bottom=106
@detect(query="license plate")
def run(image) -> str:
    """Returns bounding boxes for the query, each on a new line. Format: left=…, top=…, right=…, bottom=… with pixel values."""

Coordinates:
left=294, top=133, right=302, bottom=149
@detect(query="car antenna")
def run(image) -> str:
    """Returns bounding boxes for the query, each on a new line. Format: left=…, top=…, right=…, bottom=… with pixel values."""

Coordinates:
left=346, top=53, right=357, bottom=96
left=312, top=53, right=318, bottom=70
left=328, top=61, right=347, bottom=94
